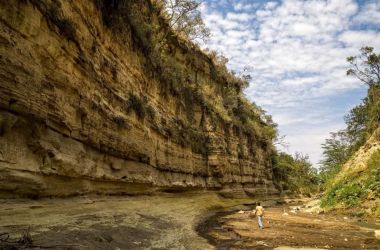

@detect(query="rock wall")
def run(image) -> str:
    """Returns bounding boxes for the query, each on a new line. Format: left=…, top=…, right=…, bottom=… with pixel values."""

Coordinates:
left=324, top=128, right=380, bottom=216
left=0, top=0, right=278, bottom=197
left=337, top=128, right=380, bottom=178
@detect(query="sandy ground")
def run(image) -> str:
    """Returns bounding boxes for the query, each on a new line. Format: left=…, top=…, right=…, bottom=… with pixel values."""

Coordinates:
left=0, top=192, right=254, bottom=250
left=198, top=205, right=380, bottom=250
left=1, top=194, right=379, bottom=250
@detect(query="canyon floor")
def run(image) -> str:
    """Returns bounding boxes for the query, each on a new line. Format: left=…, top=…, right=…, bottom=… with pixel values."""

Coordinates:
left=198, top=203, right=380, bottom=250
left=0, top=193, right=379, bottom=250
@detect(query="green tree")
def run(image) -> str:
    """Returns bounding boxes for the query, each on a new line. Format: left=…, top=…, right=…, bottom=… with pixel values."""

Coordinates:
left=320, top=47, right=380, bottom=187
left=347, top=46, right=380, bottom=133
left=161, top=0, right=210, bottom=42
left=319, top=130, right=352, bottom=182
left=272, top=152, right=319, bottom=195
left=346, top=46, right=380, bottom=87
left=344, top=102, right=370, bottom=151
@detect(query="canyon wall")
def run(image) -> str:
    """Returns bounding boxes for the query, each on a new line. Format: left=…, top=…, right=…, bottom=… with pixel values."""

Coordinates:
left=0, top=0, right=278, bottom=198
left=326, top=128, right=380, bottom=216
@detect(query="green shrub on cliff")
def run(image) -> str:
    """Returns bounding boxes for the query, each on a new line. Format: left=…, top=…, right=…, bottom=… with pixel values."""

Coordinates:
left=112, top=115, right=127, bottom=128
left=322, top=181, right=363, bottom=207
left=321, top=150, right=380, bottom=212
left=125, top=94, right=147, bottom=120
left=29, top=0, right=77, bottom=43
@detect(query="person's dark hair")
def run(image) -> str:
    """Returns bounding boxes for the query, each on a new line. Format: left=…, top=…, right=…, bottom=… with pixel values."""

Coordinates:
left=257, top=202, right=261, bottom=206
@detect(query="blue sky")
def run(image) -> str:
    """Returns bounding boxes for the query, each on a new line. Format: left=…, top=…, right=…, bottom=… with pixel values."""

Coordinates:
left=200, top=0, right=380, bottom=166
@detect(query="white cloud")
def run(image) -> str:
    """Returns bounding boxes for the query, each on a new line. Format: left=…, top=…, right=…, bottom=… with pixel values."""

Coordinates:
left=353, top=1, right=380, bottom=25
left=201, top=0, right=380, bottom=166
left=339, top=30, right=380, bottom=48
left=265, top=2, right=279, bottom=10
left=291, top=22, right=320, bottom=36
left=226, top=12, right=255, bottom=22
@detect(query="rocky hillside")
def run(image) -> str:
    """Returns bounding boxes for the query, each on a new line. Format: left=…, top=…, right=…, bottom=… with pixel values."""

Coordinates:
left=322, top=128, right=380, bottom=216
left=0, top=0, right=278, bottom=198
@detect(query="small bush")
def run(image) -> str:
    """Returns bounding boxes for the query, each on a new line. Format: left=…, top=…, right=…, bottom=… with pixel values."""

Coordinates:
left=55, top=17, right=77, bottom=41
left=112, top=115, right=126, bottom=128
left=29, top=1, right=77, bottom=42
left=322, top=181, right=365, bottom=208
left=180, top=85, right=204, bottom=121
left=125, top=94, right=146, bottom=119
left=46, top=5, right=77, bottom=42
left=336, top=183, right=364, bottom=206
left=163, top=118, right=209, bottom=155
left=188, top=129, right=209, bottom=155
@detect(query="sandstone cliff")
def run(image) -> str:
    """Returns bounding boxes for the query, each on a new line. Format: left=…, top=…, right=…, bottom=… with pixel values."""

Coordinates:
left=323, top=128, right=380, bottom=216
left=0, top=0, right=278, bottom=198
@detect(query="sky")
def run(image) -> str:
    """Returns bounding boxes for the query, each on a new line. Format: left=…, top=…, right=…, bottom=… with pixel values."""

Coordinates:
left=200, top=0, right=380, bottom=166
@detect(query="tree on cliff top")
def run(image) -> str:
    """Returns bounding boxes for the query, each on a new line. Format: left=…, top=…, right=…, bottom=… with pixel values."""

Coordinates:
left=160, top=0, right=210, bottom=42
left=347, top=46, right=380, bottom=87
left=346, top=46, right=380, bottom=138
left=320, top=47, right=380, bottom=186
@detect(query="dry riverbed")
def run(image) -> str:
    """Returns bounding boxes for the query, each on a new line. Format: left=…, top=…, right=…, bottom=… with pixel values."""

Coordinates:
left=0, top=192, right=254, bottom=249
left=1, top=193, right=379, bottom=249
left=198, top=202, right=380, bottom=249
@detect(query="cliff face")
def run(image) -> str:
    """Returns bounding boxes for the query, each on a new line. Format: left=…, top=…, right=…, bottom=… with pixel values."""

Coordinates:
left=0, top=0, right=278, bottom=198
left=338, top=128, right=380, bottom=178
left=323, top=128, right=380, bottom=216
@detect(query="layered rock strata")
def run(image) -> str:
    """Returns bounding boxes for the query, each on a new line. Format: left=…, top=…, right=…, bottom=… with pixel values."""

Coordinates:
left=0, top=0, right=278, bottom=197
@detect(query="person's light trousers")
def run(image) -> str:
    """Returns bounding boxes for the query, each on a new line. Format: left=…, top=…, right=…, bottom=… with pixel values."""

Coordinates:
left=258, top=215, right=263, bottom=228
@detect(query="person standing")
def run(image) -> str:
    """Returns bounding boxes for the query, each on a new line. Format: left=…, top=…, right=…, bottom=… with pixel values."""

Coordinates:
left=254, top=202, right=265, bottom=229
